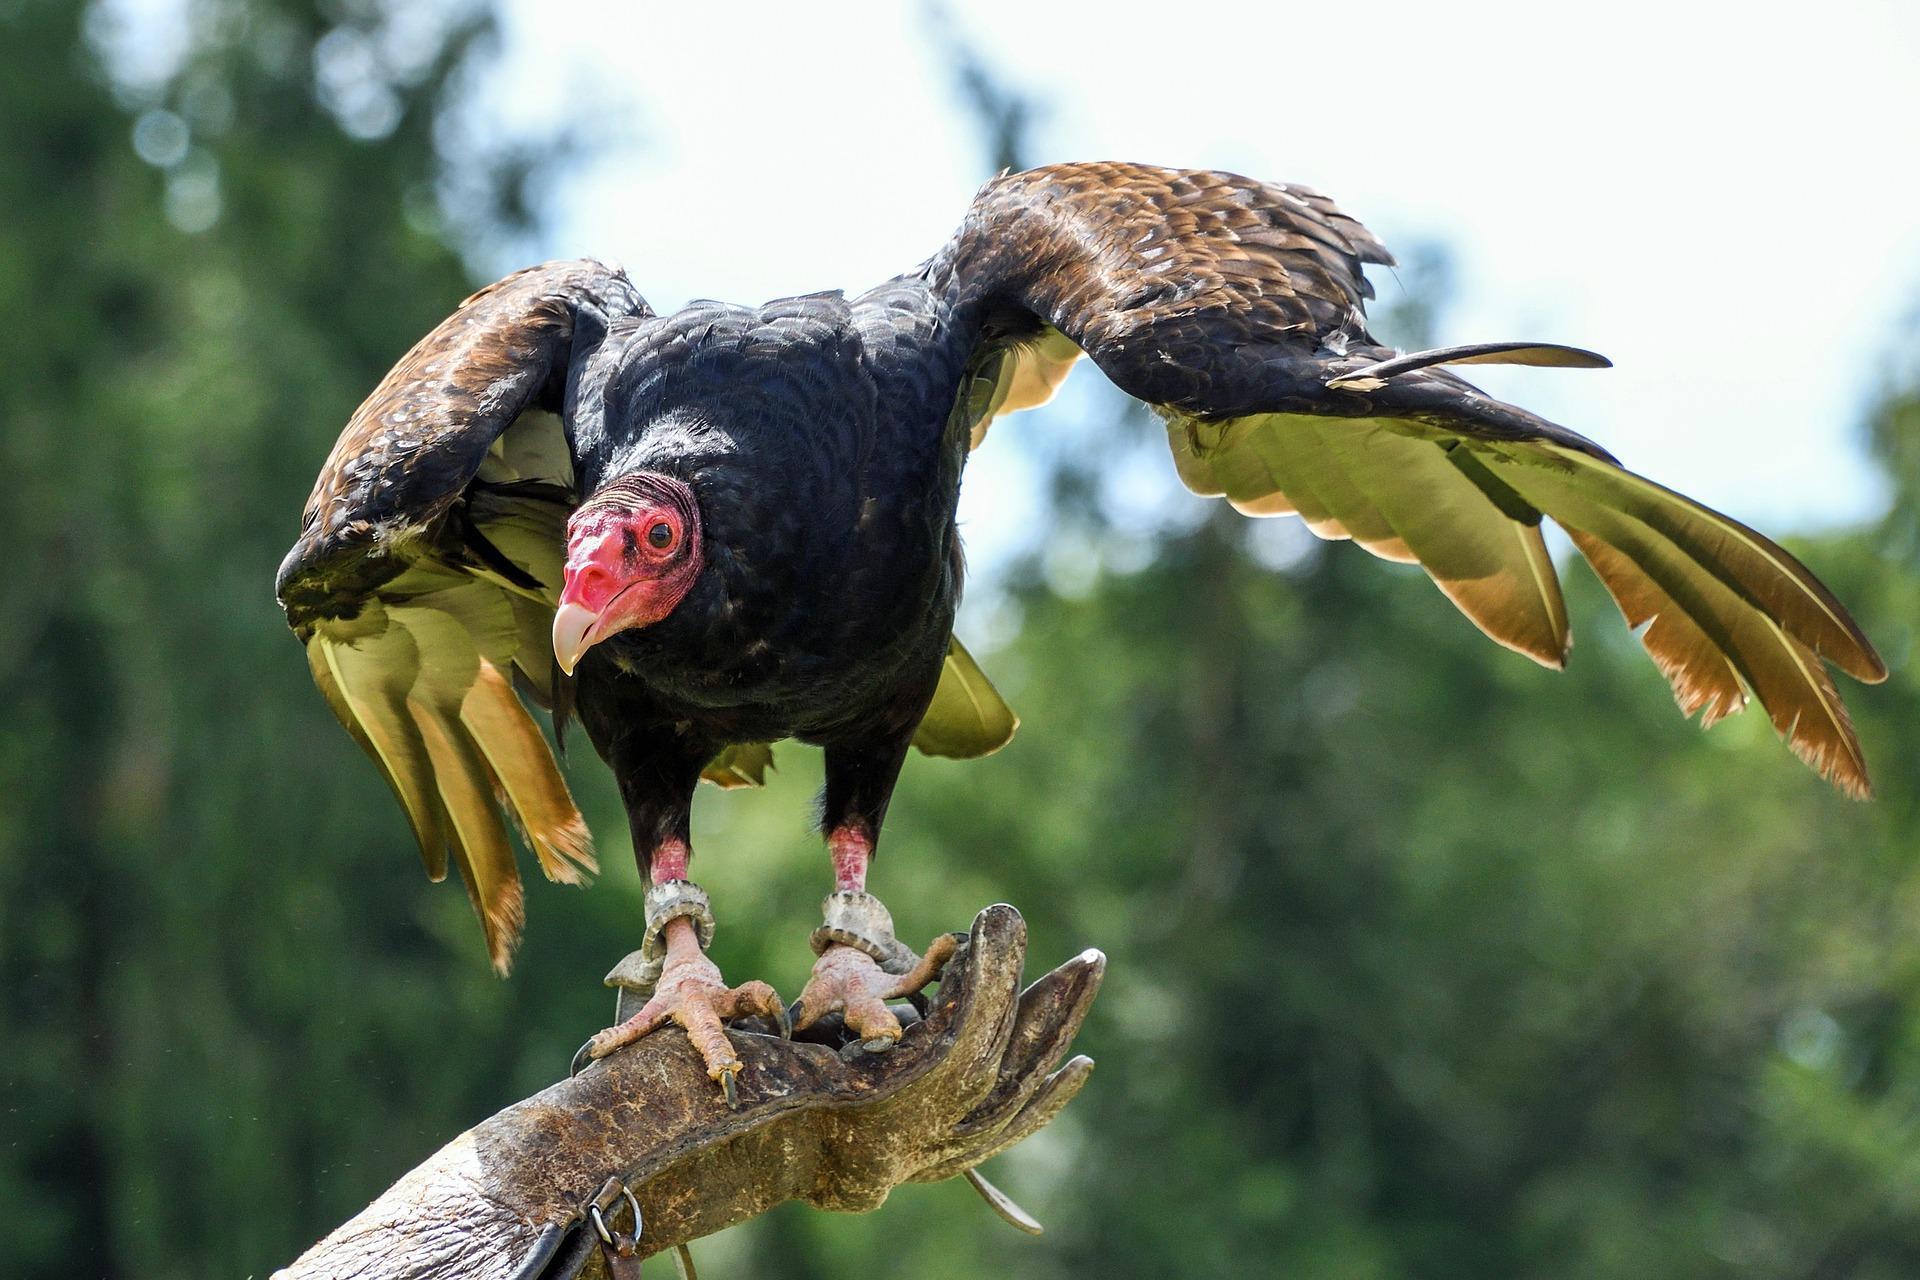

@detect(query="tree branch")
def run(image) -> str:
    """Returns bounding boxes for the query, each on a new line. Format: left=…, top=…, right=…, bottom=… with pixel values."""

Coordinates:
left=275, top=905, right=1103, bottom=1279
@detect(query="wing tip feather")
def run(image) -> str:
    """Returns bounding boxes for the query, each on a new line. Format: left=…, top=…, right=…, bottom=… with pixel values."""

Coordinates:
left=476, top=875, right=527, bottom=976
left=532, top=817, right=598, bottom=884
left=1778, top=704, right=1873, bottom=801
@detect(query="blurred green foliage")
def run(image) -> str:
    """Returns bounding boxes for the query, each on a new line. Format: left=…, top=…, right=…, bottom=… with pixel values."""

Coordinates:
left=3, top=2, right=1918, bottom=1277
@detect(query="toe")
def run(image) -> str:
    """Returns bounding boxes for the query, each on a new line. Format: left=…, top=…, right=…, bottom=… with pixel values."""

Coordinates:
left=721, top=979, right=784, bottom=1021
left=586, top=1019, right=643, bottom=1061
left=841, top=993, right=903, bottom=1049
left=790, top=983, right=836, bottom=1033
left=671, top=995, right=742, bottom=1083
left=732, top=979, right=791, bottom=1039
left=882, top=933, right=961, bottom=1000
left=587, top=991, right=674, bottom=1059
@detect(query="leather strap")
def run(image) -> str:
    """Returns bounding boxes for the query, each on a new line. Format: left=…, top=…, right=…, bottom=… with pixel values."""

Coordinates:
left=809, top=890, right=919, bottom=975
left=601, top=881, right=716, bottom=999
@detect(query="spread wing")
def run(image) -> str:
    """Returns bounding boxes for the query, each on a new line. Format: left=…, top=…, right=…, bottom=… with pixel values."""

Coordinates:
left=932, top=162, right=1885, bottom=796
left=277, top=260, right=648, bottom=970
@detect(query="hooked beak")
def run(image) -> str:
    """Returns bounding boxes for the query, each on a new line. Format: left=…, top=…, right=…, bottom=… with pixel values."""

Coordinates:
left=551, top=601, right=601, bottom=677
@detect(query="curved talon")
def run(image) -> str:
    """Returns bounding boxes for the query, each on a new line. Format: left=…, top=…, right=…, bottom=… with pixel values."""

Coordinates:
left=835, top=1035, right=898, bottom=1063
left=717, top=1063, right=740, bottom=1109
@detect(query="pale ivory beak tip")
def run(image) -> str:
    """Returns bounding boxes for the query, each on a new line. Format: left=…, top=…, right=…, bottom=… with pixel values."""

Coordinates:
left=551, top=601, right=599, bottom=677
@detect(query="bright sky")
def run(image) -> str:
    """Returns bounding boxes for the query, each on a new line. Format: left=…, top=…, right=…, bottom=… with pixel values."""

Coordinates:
left=485, top=0, right=1920, bottom=553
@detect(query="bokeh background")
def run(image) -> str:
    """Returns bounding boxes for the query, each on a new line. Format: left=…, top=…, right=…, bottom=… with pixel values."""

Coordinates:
left=6, top=1, right=1920, bottom=1276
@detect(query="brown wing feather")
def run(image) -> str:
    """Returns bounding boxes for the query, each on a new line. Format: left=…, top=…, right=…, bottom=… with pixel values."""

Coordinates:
left=1486, top=453, right=1876, bottom=797
left=284, top=262, right=644, bottom=600
left=1302, top=420, right=1571, bottom=668
left=410, top=700, right=525, bottom=972
left=937, top=161, right=1880, bottom=793
left=1564, top=530, right=1748, bottom=728
left=311, top=612, right=454, bottom=879
left=280, top=262, right=645, bottom=968
left=939, top=163, right=1390, bottom=367
left=460, top=659, right=595, bottom=885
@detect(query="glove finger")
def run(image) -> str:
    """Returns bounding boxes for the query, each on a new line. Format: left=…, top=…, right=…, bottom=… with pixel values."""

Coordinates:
left=954, top=948, right=1104, bottom=1137
left=913, top=904, right=1029, bottom=1111
left=909, top=1055, right=1095, bottom=1184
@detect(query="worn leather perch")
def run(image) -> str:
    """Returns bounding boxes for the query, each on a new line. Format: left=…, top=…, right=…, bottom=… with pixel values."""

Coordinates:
left=276, top=905, right=1102, bottom=1278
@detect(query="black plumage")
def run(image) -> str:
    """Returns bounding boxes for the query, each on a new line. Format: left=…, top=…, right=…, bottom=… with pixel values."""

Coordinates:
left=566, top=287, right=973, bottom=871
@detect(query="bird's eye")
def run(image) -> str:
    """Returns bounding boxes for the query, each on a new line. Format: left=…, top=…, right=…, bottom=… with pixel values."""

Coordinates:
left=647, top=521, right=674, bottom=550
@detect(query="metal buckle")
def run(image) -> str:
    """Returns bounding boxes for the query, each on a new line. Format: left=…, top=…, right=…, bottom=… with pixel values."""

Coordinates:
left=588, top=1181, right=643, bottom=1248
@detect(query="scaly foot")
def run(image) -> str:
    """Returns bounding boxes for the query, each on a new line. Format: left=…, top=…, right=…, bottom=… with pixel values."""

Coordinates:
left=792, top=934, right=959, bottom=1050
left=586, top=922, right=786, bottom=1105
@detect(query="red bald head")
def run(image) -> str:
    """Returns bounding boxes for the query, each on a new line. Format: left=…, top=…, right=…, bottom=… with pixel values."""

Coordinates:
left=552, top=472, right=703, bottom=674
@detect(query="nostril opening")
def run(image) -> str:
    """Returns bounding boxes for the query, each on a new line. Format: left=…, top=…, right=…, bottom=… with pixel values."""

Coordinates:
left=567, top=562, right=622, bottom=607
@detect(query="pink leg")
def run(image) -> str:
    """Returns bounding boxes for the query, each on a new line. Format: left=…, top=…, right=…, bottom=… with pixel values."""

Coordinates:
left=650, top=836, right=699, bottom=953
left=828, top=822, right=872, bottom=892
left=651, top=834, right=691, bottom=884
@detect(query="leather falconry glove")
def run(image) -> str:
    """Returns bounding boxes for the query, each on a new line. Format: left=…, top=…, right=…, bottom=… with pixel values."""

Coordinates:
left=275, top=905, right=1101, bottom=1279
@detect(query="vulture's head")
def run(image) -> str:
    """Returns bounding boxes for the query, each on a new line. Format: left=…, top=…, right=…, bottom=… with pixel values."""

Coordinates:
left=551, top=470, right=704, bottom=674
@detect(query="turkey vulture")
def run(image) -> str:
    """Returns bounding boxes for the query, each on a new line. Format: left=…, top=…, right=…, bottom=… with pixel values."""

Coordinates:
left=278, top=162, right=1884, bottom=1098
